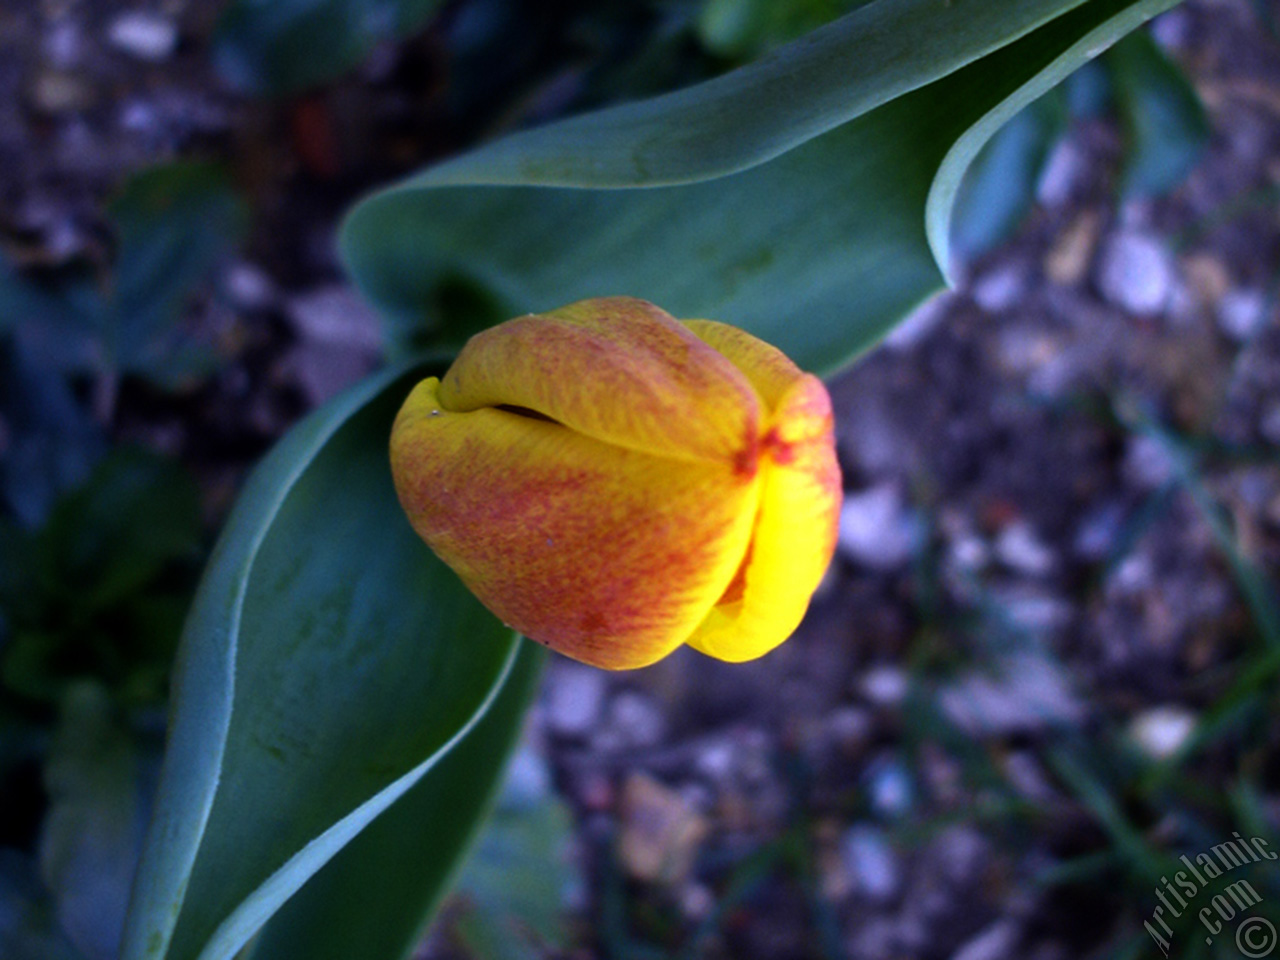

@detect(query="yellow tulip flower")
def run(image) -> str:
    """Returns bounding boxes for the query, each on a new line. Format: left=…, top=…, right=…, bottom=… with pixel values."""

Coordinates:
left=390, top=297, right=842, bottom=670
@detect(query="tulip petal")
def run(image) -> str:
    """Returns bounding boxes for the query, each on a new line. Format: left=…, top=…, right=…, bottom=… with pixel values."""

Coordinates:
left=682, top=319, right=809, bottom=410
left=682, top=350, right=841, bottom=663
left=436, top=298, right=762, bottom=469
left=391, top=377, right=761, bottom=670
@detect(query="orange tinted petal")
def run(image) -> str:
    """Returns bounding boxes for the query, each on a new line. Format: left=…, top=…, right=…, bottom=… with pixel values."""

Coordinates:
left=682, top=319, right=807, bottom=410
left=391, top=377, right=761, bottom=670
left=437, top=298, right=761, bottom=467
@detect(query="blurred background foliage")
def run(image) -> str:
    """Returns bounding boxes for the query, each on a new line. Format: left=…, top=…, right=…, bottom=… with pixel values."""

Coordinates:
left=4, top=0, right=1271, bottom=958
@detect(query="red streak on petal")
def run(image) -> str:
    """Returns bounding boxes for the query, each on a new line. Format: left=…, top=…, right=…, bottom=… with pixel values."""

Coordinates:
left=762, top=427, right=796, bottom=465
left=734, top=427, right=760, bottom=478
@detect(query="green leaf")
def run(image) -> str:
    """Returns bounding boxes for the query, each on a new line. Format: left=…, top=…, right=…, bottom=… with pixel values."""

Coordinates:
left=0, top=257, right=98, bottom=351
left=0, top=163, right=246, bottom=391
left=696, top=0, right=873, bottom=61
left=241, top=644, right=545, bottom=960
left=0, top=851, right=88, bottom=960
left=0, top=450, right=200, bottom=707
left=39, top=681, right=146, bottom=960
left=119, top=361, right=528, bottom=960
left=0, top=344, right=105, bottom=528
left=450, top=746, right=576, bottom=960
left=1065, top=57, right=1113, bottom=118
left=1106, top=28, right=1208, bottom=199
left=341, top=0, right=1184, bottom=375
left=38, top=449, right=201, bottom=613
left=949, top=89, right=1067, bottom=262
left=106, top=162, right=249, bottom=382
left=0, top=517, right=31, bottom=610
left=213, top=0, right=448, bottom=97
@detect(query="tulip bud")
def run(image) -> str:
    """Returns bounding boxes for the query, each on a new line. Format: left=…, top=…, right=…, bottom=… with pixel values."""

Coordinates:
left=390, top=297, right=841, bottom=670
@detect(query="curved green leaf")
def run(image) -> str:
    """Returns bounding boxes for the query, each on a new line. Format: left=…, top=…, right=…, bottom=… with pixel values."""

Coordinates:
left=949, top=89, right=1066, bottom=262
left=925, top=0, right=1182, bottom=277
left=241, top=642, right=545, bottom=960
left=120, top=362, right=525, bottom=960
left=378, top=0, right=1090, bottom=190
left=342, top=0, right=1183, bottom=375
left=1106, top=28, right=1208, bottom=199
